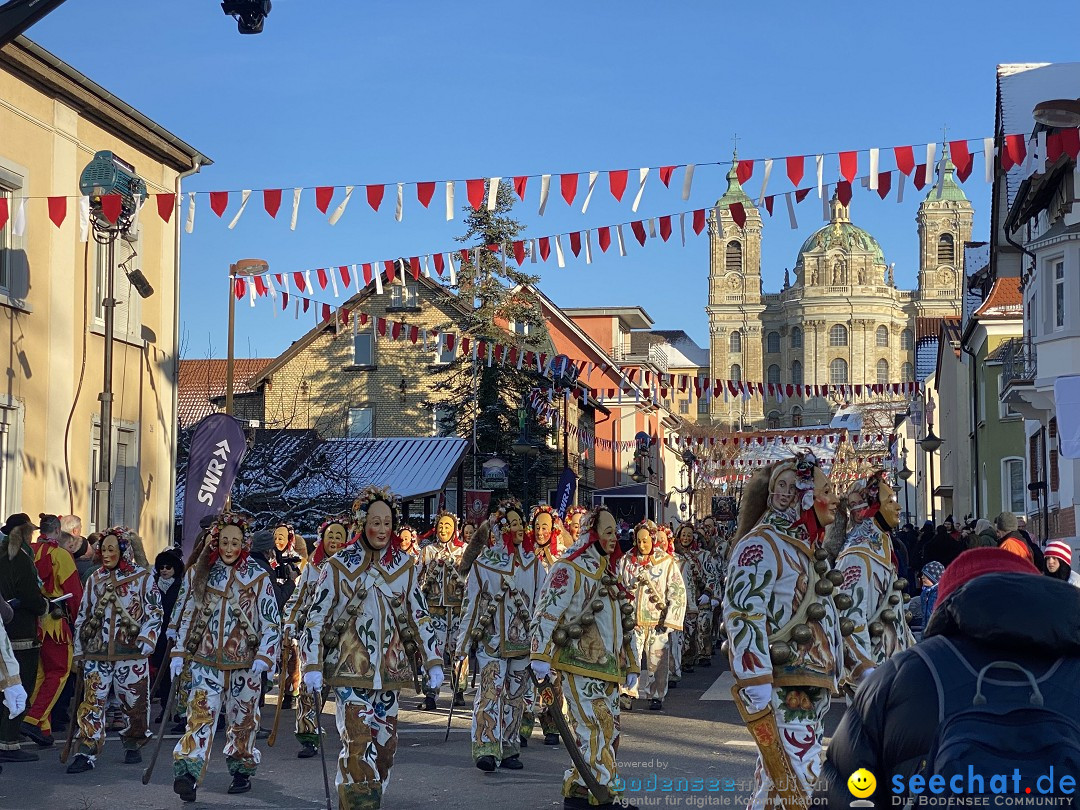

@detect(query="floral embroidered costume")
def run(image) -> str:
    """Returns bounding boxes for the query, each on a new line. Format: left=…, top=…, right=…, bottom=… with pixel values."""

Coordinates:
left=722, top=453, right=845, bottom=810
left=67, top=528, right=161, bottom=773
left=523, top=505, right=565, bottom=744
left=302, top=487, right=443, bottom=810
left=670, top=524, right=702, bottom=682
left=529, top=506, right=639, bottom=809
left=417, top=510, right=468, bottom=710
left=456, top=501, right=542, bottom=770
left=170, top=514, right=281, bottom=802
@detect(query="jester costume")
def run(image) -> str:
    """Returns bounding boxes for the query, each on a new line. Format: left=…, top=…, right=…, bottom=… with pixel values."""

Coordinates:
left=522, top=505, right=564, bottom=744
left=417, top=510, right=468, bottom=709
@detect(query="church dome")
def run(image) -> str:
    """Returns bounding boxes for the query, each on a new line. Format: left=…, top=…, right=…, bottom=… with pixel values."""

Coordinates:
left=794, top=195, right=886, bottom=269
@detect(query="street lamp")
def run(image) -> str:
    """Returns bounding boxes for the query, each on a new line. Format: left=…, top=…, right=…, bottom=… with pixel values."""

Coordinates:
left=511, top=440, right=540, bottom=510
left=919, top=427, right=942, bottom=525
left=898, top=447, right=913, bottom=525
left=671, top=449, right=698, bottom=521
left=227, top=259, right=269, bottom=415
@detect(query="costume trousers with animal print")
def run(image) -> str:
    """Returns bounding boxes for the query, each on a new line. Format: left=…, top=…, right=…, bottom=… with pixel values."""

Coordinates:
left=333, top=688, right=398, bottom=810
left=172, top=663, right=262, bottom=782
left=560, top=672, right=623, bottom=803
left=470, top=651, right=528, bottom=762
left=74, top=658, right=151, bottom=760
left=748, top=684, right=830, bottom=810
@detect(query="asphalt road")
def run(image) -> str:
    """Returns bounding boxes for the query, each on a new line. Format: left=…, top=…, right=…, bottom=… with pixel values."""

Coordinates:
left=0, top=659, right=844, bottom=809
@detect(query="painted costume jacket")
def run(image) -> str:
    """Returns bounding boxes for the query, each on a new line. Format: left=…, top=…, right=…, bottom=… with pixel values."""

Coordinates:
left=530, top=544, right=639, bottom=683
left=617, top=551, right=687, bottom=632
left=835, top=517, right=914, bottom=684
left=456, top=543, right=542, bottom=660
left=175, top=557, right=280, bottom=672
left=676, top=549, right=708, bottom=617
left=303, top=543, right=441, bottom=690
left=0, top=621, right=20, bottom=690
left=282, top=557, right=326, bottom=638
left=723, top=509, right=843, bottom=692
left=34, top=539, right=83, bottom=644
left=417, top=541, right=466, bottom=609
left=74, top=564, right=162, bottom=661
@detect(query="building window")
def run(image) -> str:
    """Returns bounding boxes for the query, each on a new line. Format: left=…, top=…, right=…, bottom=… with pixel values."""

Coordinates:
left=998, top=372, right=1019, bottom=419
left=901, top=362, right=914, bottom=382
left=90, top=423, right=138, bottom=531
left=512, top=320, right=532, bottom=337
left=697, top=395, right=709, bottom=415
left=876, top=325, right=889, bottom=347
left=389, top=282, right=419, bottom=310
left=725, top=240, right=742, bottom=273
left=791, top=406, right=803, bottom=427
left=829, top=324, right=848, bottom=347
left=678, top=399, right=689, bottom=415
left=766, top=331, right=780, bottom=353
left=353, top=326, right=375, bottom=366
left=767, top=411, right=781, bottom=429
left=435, top=333, right=456, bottom=365
left=901, top=328, right=914, bottom=350
left=730, top=364, right=741, bottom=382
left=432, top=405, right=455, bottom=437
left=1002, top=457, right=1025, bottom=514
left=830, top=358, right=848, bottom=384
left=876, top=359, right=889, bottom=385
left=348, top=406, right=374, bottom=438
left=937, top=233, right=954, bottom=266
left=791, top=326, right=803, bottom=349
left=1050, top=418, right=1060, bottom=493
left=767, top=364, right=780, bottom=385
left=792, top=360, right=803, bottom=385
left=1055, top=260, right=1065, bottom=330
left=0, top=187, right=11, bottom=293
left=729, top=330, right=742, bottom=354
left=93, top=234, right=142, bottom=342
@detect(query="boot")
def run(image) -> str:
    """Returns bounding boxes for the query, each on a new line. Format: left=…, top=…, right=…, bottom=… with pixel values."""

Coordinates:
left=280, top=694, right=295, bottom=711
left=544, top=733, right=560, bottom=746
left=228, top=774, right=252, bottom=794
left=453, top=691, right=466, bottom=707
left=649, top=698, right=663, bottom=710
left=475, top=755, right=496, bottom=772
left=419, top=694, right=437, bottom=711
left=297, top=742, right=318, bottom=759
left=66, top=754, right=93, bottom=774
left=124, top=749, right=142, bottom=764
left=173, top=774, right=197, bottom=803
left=668, top=680, right=677, bottom=689
left=519, top=734, right=528, bottom=748
left=499, top=754, right=523, bottom=770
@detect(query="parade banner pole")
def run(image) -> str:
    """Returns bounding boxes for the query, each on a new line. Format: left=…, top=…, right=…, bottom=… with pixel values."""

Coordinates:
left=267, top=631, right=291, bottom=747
left=142, top=677, right=181, bottom=785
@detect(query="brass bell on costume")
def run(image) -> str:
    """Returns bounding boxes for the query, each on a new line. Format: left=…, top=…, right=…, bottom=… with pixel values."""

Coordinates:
left=813, top=560, right=830, bottom=575
left=601, top=575, right=616, bottom=586
left=893, top=578, right=908, bottom=591
left=769, top=641, right=794, bottom=665
left=826, top=570, right=844, bottom=587
left=470, top=628, right=484, bottom=641
left=553, top=628, right=568, bottom=646
left=868, top=620, right=885, bottom=637
left=324, top=630, right=340, bottom=648
left=814, top=579, right=834, bottom=596
left=814, top=547, right=829, bottom=561
left=333, top=619, right=347, bottom=632
left=790, top=624, right=813, bottom=644
left=806, top=603, right=827, bottom=621
left=590, top=599, right=604, bottom=613
left=880, top=609, right=897, bottom=624
left=620, top=602, right=634, bottom=615
left=621, top=617, right=636, bottom=632
left=566, top=624, right=583, bottom=640
left=839, top=618, right=855, bottom=637
left=888, top=594, right=901, bottom=606
left=347, top=605, right=359, bottom=615
left=834, top=593, right=853, bottom=611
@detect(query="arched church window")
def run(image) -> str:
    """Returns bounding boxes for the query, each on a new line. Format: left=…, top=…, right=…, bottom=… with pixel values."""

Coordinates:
left=901, top=328, right=914, bottom=350
left=730, top=364, right=742, bottom=382
left=937, top=233, right=954, bottom=266
left=767, top=331, right=781, bottom=353
left=829, top=324, right=848, bottom=347
left=791, top=327, right=803, bottom=349
left=791, top=406, right=803, bottom=427
left=791, top=360, right=803, bottom=385
left=876, top=325, right=889, bottom=347
left=877, top=359, right=889, bottom=384
left=901, top=362, right=914, bottom=382
left=767, top=411, right=781, bottom=430
left=830, top=358, right=848, bottom=384
left=729, top=330, right=742, bottom=354
left=767, top=364, right=781, bottom=385
left=726, top=241, right=742, bottom=273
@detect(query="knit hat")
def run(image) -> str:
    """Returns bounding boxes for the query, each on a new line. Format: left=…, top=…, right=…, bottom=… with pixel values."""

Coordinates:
left=921, top=560, right=945, bottom=585
left=250, top=529, right=275, bottom=555
left=994, top=511, right=1019, bottom=533
left=974, top=518, right=993, bottom=535
left=936, top=547, right=1040, bottom=605
left=1045, top=541, right=1073, bottom=566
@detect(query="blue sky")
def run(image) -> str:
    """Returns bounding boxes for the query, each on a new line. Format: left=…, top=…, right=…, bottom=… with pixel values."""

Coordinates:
left=29, top=1, right=1080, bottom=359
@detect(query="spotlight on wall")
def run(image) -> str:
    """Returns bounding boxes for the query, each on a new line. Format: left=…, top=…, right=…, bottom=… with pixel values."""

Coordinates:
left=221, top=0, right=271, bottom=34
left=125, top=268, right=154, bottom=299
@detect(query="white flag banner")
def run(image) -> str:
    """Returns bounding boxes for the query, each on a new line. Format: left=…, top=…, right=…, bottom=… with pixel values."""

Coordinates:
left=648, top=218, right=657, bottom=239
left=816, top=155, right=824, bottom=197
left=395, top=183, right=404, bottom=222
left=228, top=189, right=251, bottom=230
left=353, top=264, right=362, bottom=293
left=328, top=185, right=354, bottom=225
left=785, top=191, right=798, bottom=230
left=869, top=148, right=880, bottom=190
left=758, top=158, right=773, bottom=205
left=631, top=167, right=648, bottom=212
left=679, top=212, right=686, bottom=246
left=926, top=143, right=937, bottom=178
left=555, top=234, right=565, bottom=268
left=448, top=252, right=458, bottom=285
left=290, top=188, right=301, bottom=230
left=374, top=264, right=383, bottom=295
left=12, top=198, right=25, bottom=237
left=423, top=255, right=431, bottom=278
left=266, top=275, right=277, bottom=299
left=185, top=192, right=196, bottom=234
left=616, top=224, right=627, bottom=257
left=486, top=177, right=501, bottom=211
left=330, top=266, right=339, bottom=297
left=538, top=174, right=551, bottom=215
left=78, top=195, right=90, bottom=242
left=585, top=229, right=593, bottom=264
left=530, top=238, right=537, bottom=264
left=896, top=172, right=905, bottom=204
left=682, top=163, right=695, bottom=200
left=581, top=171, right=599, bottom=213
left=304, top=270, right=314, bottom=295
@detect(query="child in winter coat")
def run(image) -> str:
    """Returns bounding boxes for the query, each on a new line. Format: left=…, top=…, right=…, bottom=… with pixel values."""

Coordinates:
left=904, top=561, right=944, bottom=642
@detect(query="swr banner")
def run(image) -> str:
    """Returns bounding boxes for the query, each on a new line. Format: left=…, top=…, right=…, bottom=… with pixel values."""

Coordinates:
left=182, top=413, right=248, bottom=557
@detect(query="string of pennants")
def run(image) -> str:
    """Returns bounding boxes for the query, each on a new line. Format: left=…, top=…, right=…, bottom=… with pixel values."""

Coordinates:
left=665, top=432, right=894, bottom=450
left=698, top=454, right=889, bottom=471
left=5, top=128, right=1077, bottom=236
left=699, top=460, right=890, bottom=486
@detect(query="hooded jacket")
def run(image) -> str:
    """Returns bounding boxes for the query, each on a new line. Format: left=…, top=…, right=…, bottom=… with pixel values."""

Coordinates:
left=822, top=573, right=1080, bottom=808
left=0, top=525, right=47, bottom=642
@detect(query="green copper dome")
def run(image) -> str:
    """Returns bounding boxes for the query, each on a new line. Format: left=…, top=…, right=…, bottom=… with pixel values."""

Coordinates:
left=794, top=195, right=886, bottom=268
left=924, top=153, right=968, bottom=203
left=716, top=162, right=751, bottom=207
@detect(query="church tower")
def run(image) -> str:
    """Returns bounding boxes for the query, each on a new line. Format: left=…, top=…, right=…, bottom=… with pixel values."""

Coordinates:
left=916, top=150, right=973, bottom=318
left=706, top=159, right=766, bottom=428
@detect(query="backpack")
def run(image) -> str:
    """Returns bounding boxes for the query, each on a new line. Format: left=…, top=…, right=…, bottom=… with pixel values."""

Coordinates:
left=909, top=637, right=1080, bottom=805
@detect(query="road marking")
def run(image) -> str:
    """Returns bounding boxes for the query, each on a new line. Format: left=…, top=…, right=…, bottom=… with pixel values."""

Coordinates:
left=700, top=671, right=736, bottom=700
left=724, top=740, right=757, bottom=747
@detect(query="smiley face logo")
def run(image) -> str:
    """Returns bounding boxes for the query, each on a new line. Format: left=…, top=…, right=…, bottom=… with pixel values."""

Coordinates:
left=847, top=768, right=876, bottom=798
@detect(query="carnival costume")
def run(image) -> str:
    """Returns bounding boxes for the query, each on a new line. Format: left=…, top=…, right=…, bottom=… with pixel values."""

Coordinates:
left=303, top=487, right=443, bottom=810
left=671, top=524, right=705, bottom=683
left=523, top=505, right=565, bottom=745
left=417, top=509, right=468, bottom=710
left=271, top=522, right=304, bottom=707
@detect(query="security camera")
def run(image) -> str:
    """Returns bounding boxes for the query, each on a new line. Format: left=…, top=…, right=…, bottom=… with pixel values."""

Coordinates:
left=221, top=0, right=271, bottom=34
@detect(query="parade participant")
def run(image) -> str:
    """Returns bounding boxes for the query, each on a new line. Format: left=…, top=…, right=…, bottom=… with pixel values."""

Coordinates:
left=523, top=505, right=564, bottom=745
left=530, top=505, right=640, bottom=810
left=462, top=522, right=476, bottom=546
left=456, top=500, right=542, bottom=771
left=67, top=528, right=162, bottom=773
left=417, top=509, right=468, bottom=710
left=564, top=507, right=588, bottom=546
left=672, top=523, right=706, bottom=683
left=618, top=520, right=686, bottom=711
left=150, top=548, right=184, bottom=720
left=398, top=525, right=419, bottom=558
left=23, top=514, right=83, bottom=748
left=834, top=471, right=914, bottom=694
left=270, top=523, right=303, bottom=711
left=281, top=513, right=352, bottom=758
left=303, top=486, right=443, bottom=810
left=722, top=452, right=844, bottom=810
left=169, top=514, right=281, bottom=802
left=0, top=611, right=27, bottom=775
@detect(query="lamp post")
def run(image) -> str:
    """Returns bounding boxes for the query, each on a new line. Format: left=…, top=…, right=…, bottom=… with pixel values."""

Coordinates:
left=919, top=427, right=942, bottom=525
left=511, top=439, right=540, bottom=511
left=671, top=449, right=698, bottom=521
left=898, top=446, right=913, bottom=525
left=226, top=259, right=269, bottom=415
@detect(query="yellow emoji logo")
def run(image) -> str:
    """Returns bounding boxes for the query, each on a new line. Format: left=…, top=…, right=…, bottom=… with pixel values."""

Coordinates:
left=848, top=768, right=877, bottom=798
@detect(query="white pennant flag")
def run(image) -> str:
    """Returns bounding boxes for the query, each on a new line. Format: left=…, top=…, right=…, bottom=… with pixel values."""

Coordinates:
left=648, top=218, right=656, bottom=239
left=228, top=189, right=251, bottom=229
left=682, top=164, right=695, bottom=200
left=869, top=148, right=880, bottom=189
left=758, top=159, right=773, bottom=205
left=530, top=238, right=537, bottom=264
left=185, top=192, right=196, bottom=234
left=984, top=137, right=995, bottom=183
left=555, top=235, right=565, bottom=268
left=290, top=188, right=301, bottom=230
left=926, top=143, right=938, bottom=179
left=631, top=167, right=648, bottom=212
left=581, top=171, right=599, bottom=213
left=816, top=155, right=824, bottom=197
left=374, top=264, right=383, bottom=295
left=616, top=224, right=627, bottom=257
left=328, top=185, right=354, bottom=225
left=585, top=229, right=593, bottom=264
left=353, top=264, right=361, bottom=293
left=423, top=255, right=431, bottom=278
left=266, top=275, right=277, bottom=299
left=445, top=181, right=455, bottom=221
left=538, top=174, right=551, bottom=215
left=395, top=183, right=404, bottom=221
left=330, top=267, right=339, bottom=297
left=785, top=191, right=798, bottom=230
left=896, top=173, right=905, bottom=204
left=486, top=177, right=501, bottom=211
left=304, top=269, right=314, bottom=294
left=448, top=252, right=457, bottom=286
left=131, top=193, right=142, bottom=233
left=679, top=212, right=686, bottom=246
left=249, top=280, right=257, bottom=308
left=516, top=348, right=524, bottom=370
left=78, top=195, right=90, bottom=242
left=12, top=198, right=25, bottom=237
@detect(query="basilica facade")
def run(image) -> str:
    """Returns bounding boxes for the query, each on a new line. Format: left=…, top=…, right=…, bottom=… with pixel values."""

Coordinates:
left=705, top=157, right=973, bottom=429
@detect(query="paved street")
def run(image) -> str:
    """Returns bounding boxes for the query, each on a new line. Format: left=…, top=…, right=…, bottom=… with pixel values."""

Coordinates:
left=0, top=660, right=843, bottom=809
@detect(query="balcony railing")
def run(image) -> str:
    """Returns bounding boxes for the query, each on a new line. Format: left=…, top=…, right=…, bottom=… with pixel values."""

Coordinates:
left=1000, top=338, right=1037, bottom=388
left=612, top=343, right=670, bottom=373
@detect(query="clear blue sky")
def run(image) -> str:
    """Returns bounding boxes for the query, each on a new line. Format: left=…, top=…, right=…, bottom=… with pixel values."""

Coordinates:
left=29, top=1, right=1080, bottom=360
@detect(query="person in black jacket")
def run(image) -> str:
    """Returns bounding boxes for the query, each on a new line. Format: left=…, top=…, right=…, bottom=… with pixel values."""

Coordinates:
left=822, top=547, right=1078, bottom=808
left=150, top=547, right=184, bottom=718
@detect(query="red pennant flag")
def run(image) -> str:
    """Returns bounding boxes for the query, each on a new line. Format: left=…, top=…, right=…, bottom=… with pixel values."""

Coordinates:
left=1002, top=134, right=1026, bottom=171
left=445, top=333, right=455, bottom=353
left=630, top=220, right=646, bottom=246
left=384, top=260, right=396, bottom=284
left=339, top=265, right=351, bottom=288
left=836, top=180, right=852, bottom=207
left=315, top=186, right=334, bottom=214
left=568, top=232, right=582, bottom=256
left=377, top=318, right=387, bottom=337
left=513, top=176, right=528, bottom=200
left=459, top=249, right=470, bottom=264
left=737, top=160, right=753, bottom=184
left=362, top=263, right=373, bottom=285
left=913, top=164, right=927, bottom=190
left=302, top=299, right=311, bottom=313
left=512, top=240, right=525, bottom=265
left=466, top=179, right=485, bottom=209
left=1060, top=128, right=1080, bottom=160
left=263, top=188, right=282, bottom=218
left=391, top=321, right=402, bottom=340
left=877, top=172, right=892, bottom=199
left=433, top=253, right=445, bottom=276
left=209, top=191, right=228, bottom=217
left=47, top=196, right=66, bottom=228
left=293, top=272, right=306, bottom=292
left=692, top=208, right=706, bottom=234
left=2, top=197, right=13, bottom=230
left=538, top=237, right=551, bottom=262
left=764, top=196, right=775, bottom=216
left=560, top=173, right=578, bottom=205
left=894, top=145, right=915, bottom=176
left=340, top=308, right=351, bottom=326
left=316, top=268, right=329, bottom=289
left=1048, top=132, right=1064, bottom=163
left=416, top=182, right=435, bottom=208
left=281, top=292, right=289, bottom=309
left=321, top=303, right=331, bottom=322
left=658, top=166, right=675, bottom=187
left=101, top=194, right=122, bottom=224
left=949, top=139, right=973, bottom=181
left=461, top=338, right=471, bottom=356
left=367, top=185, right=385, bottom=211
left=156, top=193, right=175, bottom=223
left=659, top=215, right=672, bottom=241
left=729, top=202, right=746, bottom=228
left=795, top=188, right=811, bottom=203
left=409, top=256, right=421, bottom=280
left=234, top=278, right=246, bottom=299
left=409, top=326, right=419, bottom=344
left=609, top=170, right=628, bottom=201
left=839, top=151, right=858, bottom=183
left=786, top=155, right=805, bottom=187
left=358, top=312, right=367, bottom=325
left=598, top=226, right=611, bottom=252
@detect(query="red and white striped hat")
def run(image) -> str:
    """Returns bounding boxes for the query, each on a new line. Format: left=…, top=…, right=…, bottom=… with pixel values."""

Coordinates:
left=1045, top=540, right=1073, bottom=566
